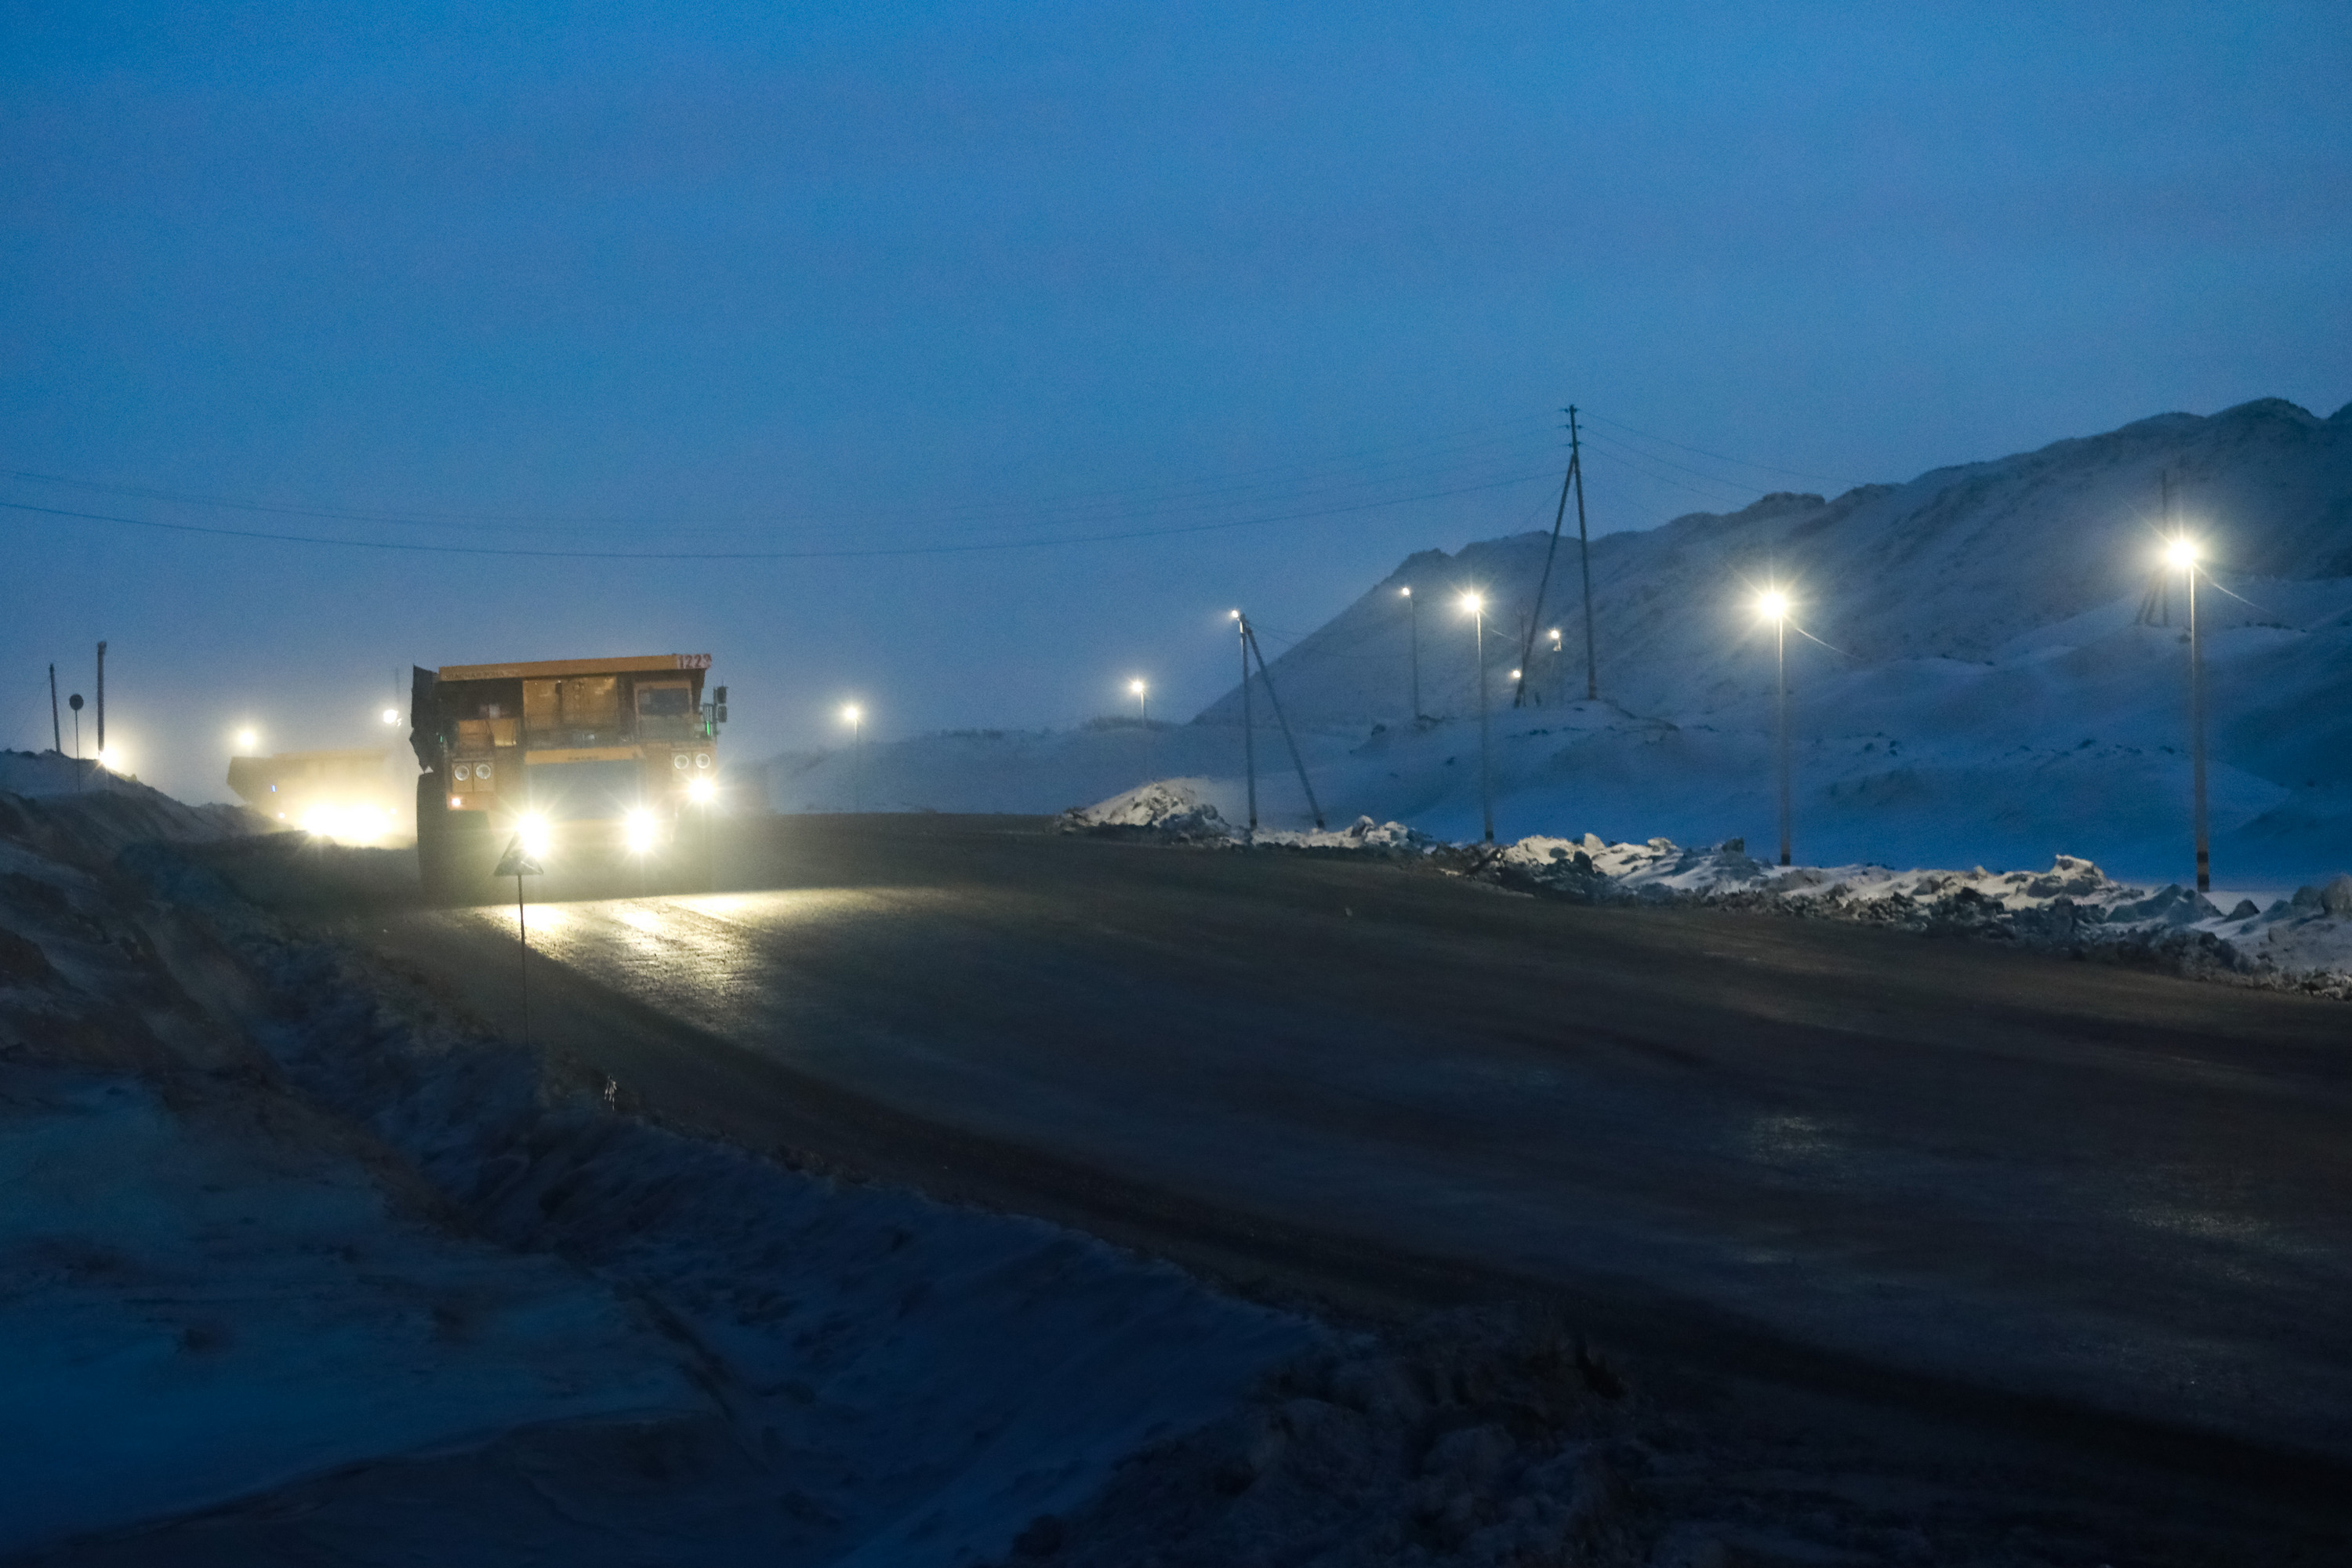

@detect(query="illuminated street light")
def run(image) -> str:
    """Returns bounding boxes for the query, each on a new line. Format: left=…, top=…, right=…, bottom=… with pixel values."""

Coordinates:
left=1461, top=593, right=1493, bottom=842
left=1757, top=589, right=1793, bottom=866
left=381, top=706, right=401, bottom=726
left=235, top=727, right=259, bottom=753
left=518, top=813, right=552, bottom=860
left=2161, top=535, right=2212, bottom=890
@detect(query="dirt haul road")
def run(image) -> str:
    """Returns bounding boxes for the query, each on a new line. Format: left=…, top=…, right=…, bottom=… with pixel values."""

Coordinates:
left=274, top=814, right=2352, bottom=1523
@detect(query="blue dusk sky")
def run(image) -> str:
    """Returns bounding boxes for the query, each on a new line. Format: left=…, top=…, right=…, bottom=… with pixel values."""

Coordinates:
left=4, top=2, right=2347, bottom=800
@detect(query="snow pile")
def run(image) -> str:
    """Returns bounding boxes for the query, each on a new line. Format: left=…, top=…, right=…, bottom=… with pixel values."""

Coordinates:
left=1249, top=815, right=1443, bottom=856
left=1037, top=1308, right=1648, bottom=1568
left=1061, top=776, right=1236, bottom=838
left=1062, top=783, right=1447, bottom=858
left=1484, top=839, right=2352, bottom=996
left=1058, top=772, right=2352, bottom=996
left=2, top=755, right=261, bottom=869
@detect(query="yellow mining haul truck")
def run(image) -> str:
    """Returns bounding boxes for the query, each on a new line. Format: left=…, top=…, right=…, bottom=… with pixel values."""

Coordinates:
left=409, top=653, right=728, bottom=895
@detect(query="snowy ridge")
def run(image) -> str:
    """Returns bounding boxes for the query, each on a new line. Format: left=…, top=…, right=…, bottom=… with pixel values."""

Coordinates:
left=1065, top=785, right=2352, bottom=998
left=779, top=398, right=2352, bottom=883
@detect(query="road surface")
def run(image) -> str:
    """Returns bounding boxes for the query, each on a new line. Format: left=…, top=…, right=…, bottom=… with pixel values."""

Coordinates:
left=283, top=814, right=2352, bottom=1537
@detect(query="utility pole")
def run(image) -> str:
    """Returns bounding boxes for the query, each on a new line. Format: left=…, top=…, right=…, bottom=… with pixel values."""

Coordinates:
left=95, top=641, right=107, bottom=763
left=1234, top=612, right=1257, bottom=831
left=1241, top=620, right=1326, bottom=829
left=48, top=664, right=60, bottom=754
left=1515, top=405, right=1598, bottom=707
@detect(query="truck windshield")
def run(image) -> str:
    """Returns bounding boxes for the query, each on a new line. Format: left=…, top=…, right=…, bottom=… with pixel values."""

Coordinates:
left=636, top=687, right=691, bottom=717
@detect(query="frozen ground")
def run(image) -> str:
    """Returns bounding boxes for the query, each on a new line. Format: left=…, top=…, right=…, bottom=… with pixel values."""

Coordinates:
left=770, top=398, right=2352, bottom=888
left=0, top=793, right=1312, bottom=1563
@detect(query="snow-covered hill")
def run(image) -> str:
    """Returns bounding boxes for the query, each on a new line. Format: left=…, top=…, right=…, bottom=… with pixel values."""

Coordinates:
left=768, top=398, right=2352, bottom=885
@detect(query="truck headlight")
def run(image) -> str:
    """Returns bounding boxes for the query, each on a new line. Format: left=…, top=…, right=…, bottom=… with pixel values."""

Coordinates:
left=623, top=809, right=658, bottom=854
left=687, top=777, right=714, bottom=804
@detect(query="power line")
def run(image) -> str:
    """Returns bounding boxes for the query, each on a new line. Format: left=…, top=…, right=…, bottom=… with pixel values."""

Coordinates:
left=1578, top=410, right=1861, bottom=488
left=1578, top=429, right=1777, bottom=500
left=0, top=413, right=1563, bottom=540
left=2, top=465, right=1561, bottom=561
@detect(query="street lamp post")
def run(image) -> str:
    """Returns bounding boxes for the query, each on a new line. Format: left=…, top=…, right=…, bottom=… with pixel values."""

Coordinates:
left=2166, top=537, right=2211, bottom=892
left=1757, top=590, right=1791, bottom=866
left=1232, top=611, right=1257, bottom=831
left=1461, top=593, right=1493, bottom=843
left=1130, top=678, right=1151, bottom=784
left=841, top=703, right=864, bottom=813
left=1400, top=586, right=1420, bottom=720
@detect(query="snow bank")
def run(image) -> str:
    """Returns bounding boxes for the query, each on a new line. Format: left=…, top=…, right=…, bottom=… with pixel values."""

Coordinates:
left=1063, top=779, right=2352, bottom=996
left=0, top=820, right=695, bottom=1558
left=1061, top=777, right=1237, bottom=838
left=1497, top=840, right=2352, bottom=996
left=1039, top=1308, right=1646, bottom=1567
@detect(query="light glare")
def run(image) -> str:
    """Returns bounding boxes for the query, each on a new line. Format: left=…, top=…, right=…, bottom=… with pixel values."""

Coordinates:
left=687, top=777, right=715, bottom=804
left=841, top=704, right=862, bottom=725
left=1758, top=590, right=1789, bottom=622
left=235, top=728, right=258, bottom=752
left=381, top=706, right=401, bottom=725
left=1459, top=593, right=1483, bottom=615
left=623, top=809, right=658, bottom=854
left=2164, top=536, right=2199, bottom=570
left=519, top=814, right=551, bottom=859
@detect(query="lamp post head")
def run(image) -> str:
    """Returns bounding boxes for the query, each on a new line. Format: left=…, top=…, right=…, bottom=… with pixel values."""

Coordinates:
left=235, top=728, right=257, bottom=751
left=841, top=704, right=862, bottom=726
left=1459, top=592, right=1483, bottom=616
left=2163, top=536, right=2199, bottom=571
left=1757, top=590, right=1789, bottom=622
left=1129, top=679, right=1146, bottom=696
left=1399, top=586, right=1410, bottom=597
left=381, top=706, right=401, bottom=725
